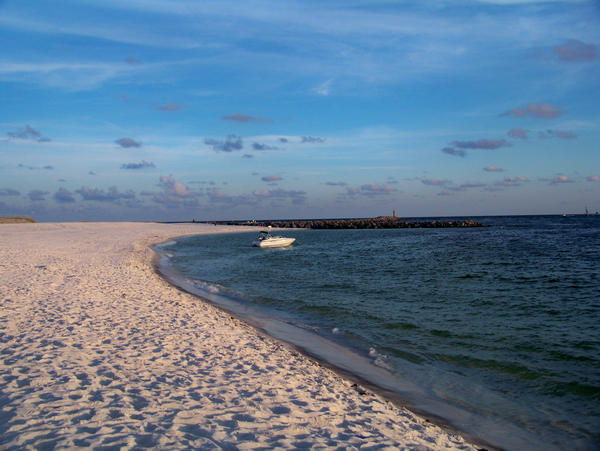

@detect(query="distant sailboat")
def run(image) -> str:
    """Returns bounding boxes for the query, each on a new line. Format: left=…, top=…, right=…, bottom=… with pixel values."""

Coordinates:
left=585, top=206, right=589, bottom=216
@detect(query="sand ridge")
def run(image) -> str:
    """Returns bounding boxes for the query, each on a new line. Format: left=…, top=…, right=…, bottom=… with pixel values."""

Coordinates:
left=0, top=222, right=477, bottom=449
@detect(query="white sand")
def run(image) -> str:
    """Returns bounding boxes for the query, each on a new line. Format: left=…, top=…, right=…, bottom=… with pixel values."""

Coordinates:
left=0, top=222, right=477, bottom=449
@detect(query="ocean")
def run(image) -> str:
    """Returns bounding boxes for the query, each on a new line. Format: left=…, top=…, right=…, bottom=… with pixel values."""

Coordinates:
left=156, top=215, right=599, bottom=450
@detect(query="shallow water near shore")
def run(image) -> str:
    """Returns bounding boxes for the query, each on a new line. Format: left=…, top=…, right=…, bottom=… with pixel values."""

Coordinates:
left=157, top=215, right=599, bottom=450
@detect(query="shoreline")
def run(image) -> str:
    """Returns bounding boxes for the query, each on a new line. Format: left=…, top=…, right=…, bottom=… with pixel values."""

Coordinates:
left=153, top=237, right=500, bottom=450
left=1, top=222, right=480, bottom=449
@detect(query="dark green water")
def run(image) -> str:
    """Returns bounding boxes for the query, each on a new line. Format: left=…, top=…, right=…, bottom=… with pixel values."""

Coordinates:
left=160, top=215, right=600, bottom=450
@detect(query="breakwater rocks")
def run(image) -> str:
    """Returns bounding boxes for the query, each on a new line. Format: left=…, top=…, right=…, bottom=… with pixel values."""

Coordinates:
left=211, top=216, right=483, bottom=229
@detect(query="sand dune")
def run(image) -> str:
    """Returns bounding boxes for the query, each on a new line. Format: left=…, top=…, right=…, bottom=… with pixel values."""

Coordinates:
left=0, top=222, right=476, bottom=449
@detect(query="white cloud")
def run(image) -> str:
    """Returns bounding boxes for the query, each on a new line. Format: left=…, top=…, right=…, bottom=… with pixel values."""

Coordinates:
left=484, top=165, right=504, bottom=172
left=159, top=175, right=190, bottom=197
left=313, top=79, right=333, bottom=96
left=550, top=175, right=574, bottom=184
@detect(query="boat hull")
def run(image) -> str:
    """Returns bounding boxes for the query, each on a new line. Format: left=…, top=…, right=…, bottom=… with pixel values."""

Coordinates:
left=252, top=237, right=296, bottom=248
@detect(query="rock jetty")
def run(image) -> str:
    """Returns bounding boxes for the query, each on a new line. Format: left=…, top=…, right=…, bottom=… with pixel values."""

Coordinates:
left=211, top=216, right=483, bottom=229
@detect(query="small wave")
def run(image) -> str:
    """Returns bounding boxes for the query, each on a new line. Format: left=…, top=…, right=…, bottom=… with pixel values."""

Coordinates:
left=572, top=341, right=598, bottom=351
left=386, top=347, right=425, bottom=364
left=383, top=322, right=418, bottom=330
left=544, top=309, right=562, bottom=316
left=431, top=329, right=453, bottom=338
left=430, top=329, right=475, bottom=340
left=548, top=349, right=598, bottom=363
left=299, top=304, right=338, bottom=315
left=546, top=381, right=600, bottom=399
left=437, top=354, right=543, bottom=381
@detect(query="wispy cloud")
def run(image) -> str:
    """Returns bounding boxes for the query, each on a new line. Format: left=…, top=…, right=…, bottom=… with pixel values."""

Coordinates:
left=313, top=79, right=333, bottom=96
left=484, top=165, right=504, bottom=172
left=301, top=136, right=326, bottom=144
left=252, top=142, right=279, bottom=151
left=252, top=188, right=307, bottom=205
left=54, top=187, right=75, bottom=203
left=156, top=101, right=185, bottom=112
left=459, top=182, right=486, bottom=189
left=441, top=147, right=466, bottom=157
left=261, top=175, right=282, bottom=182
left=501, top=103, right=563, bottom=119
left=115, top=137, right=142, bottom=148
left=442, top=139, right=509, bottom=157
left=341, top=182, right=397, bottom=198
left=421, top=177, right=451, bottom=186
left=452, top=139, right=509, bottom=150
left=538, top=129, right=576, bottom=140
left=204, top=188, right=252, bottom=208
left=76, top=186, right=135, bottom=202
left=0, top=60, right=147, bottom=90
left=2, top=1, right=595, bottom=96
left=121, top=160, right=156, bottom=170
left=18, top=163, right=54, bottom=170
left=221, top=113, right=272, bottom=123
left=359, top=183, right=397, bottom=196
left=550, top=175, right=574, bottom=184
left=495, top=176, right=529, bottom=187
left=507, top=127, right=528, bottom=140
left=7, top=125, right=50, bottom=142
left=553, top=39, right=597, bottom=62
left=28, top=189, right=48, bottom=201
left=0, top=188, right=20, bottom=196
left=204, top=135, right=243, bottom=152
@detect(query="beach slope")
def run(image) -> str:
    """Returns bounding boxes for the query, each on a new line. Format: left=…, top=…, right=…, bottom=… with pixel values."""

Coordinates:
left=0, top=222, right=476, bottom=449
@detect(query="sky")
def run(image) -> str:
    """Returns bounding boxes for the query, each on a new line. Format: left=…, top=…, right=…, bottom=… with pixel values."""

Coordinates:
left=1, top=0, right=599, bottom=221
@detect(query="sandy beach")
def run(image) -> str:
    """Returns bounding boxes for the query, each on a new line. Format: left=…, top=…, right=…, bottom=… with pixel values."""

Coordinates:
left=0, top=222, right=477, bottom=449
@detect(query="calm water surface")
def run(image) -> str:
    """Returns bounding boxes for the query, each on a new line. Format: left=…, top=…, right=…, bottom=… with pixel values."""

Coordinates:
left=158, top=215, right=599, bottom=450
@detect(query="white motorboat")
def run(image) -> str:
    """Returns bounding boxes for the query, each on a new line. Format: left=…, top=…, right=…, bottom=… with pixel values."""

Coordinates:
left=252, top=227, right=296, bottom=248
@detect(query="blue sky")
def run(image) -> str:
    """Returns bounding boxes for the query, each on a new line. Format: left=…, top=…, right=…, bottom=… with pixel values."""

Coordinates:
left=1, top=0, right=599, bottom=221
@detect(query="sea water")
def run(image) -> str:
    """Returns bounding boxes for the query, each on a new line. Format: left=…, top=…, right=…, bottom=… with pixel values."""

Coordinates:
left=157, top=215, right=599, bottom=450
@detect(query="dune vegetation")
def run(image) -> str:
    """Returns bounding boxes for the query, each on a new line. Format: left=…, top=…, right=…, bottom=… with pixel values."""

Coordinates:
left=0, top=216, right=36, bottom=224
